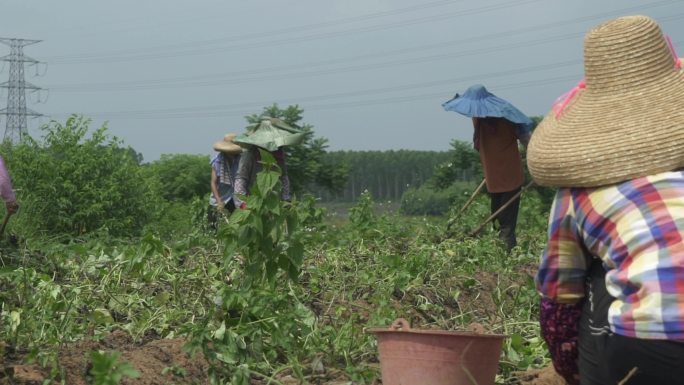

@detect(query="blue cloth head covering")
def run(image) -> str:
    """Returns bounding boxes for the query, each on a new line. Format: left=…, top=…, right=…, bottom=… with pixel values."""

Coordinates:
left=442, top=84, right=534, bottom=133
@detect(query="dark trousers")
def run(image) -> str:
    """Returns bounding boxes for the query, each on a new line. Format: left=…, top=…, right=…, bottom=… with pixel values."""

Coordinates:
left=489, top=187, right=520, bottom=251
left=579, top=259, right=684, bottom=384
left=578, top=259, right=613, bottom=385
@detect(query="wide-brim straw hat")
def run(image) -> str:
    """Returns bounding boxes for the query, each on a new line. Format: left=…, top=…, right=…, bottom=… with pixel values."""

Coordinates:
left=442, top=84, right=534, bottom=131
left=528, top=15, right=684, bottom=187
left=234, top=117, right=306, bottom=152
left=212, top=133, right=243, bottom=154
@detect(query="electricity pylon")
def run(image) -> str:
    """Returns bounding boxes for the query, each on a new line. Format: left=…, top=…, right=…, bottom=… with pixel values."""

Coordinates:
left=0, top=38, right=43, bottom=142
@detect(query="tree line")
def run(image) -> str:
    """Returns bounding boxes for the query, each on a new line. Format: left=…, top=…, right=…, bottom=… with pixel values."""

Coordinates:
left=0, top=104, right=487, bottom=237
left=312, top=150, right=472, bottom=202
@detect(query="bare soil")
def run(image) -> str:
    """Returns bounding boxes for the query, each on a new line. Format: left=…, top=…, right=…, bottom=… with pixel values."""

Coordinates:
left=513, top=366, right=568, bottom=385
left=0, top=330, right=209, bottom=385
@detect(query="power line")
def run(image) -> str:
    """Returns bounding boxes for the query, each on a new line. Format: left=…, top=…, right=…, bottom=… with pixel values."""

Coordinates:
left=47, top=0, right=546, bottom=64
left=37, top=2, right=684, bottom=124
left=46, top=11, right=684, bottom=93
left=46, top=59, right=583, bottom=120
left=43, top=9, right=684, bottom=93
left=46, top=0, right=678, bottom=64
left=47, top=18, right=682, bottom=122
left=48, top=74, right=582, bottom=120
left=47, top=32, right=584, bottom=92
left=50, top=0, right=465, bottom=49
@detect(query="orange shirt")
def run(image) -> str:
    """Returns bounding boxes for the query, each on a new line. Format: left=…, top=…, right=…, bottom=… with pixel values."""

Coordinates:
left=473, top=118, right=524, bottom=193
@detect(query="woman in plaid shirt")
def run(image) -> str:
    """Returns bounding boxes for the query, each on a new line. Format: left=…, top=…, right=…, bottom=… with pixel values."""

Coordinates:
left=528, top=16, right=684, bottom=385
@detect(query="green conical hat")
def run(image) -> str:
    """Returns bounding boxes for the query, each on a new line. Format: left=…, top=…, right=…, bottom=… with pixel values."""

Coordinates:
left=234, top=118, right=306, bottom=151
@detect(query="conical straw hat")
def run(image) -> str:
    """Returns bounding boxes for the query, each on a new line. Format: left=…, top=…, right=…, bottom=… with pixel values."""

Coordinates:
left=234, top=118, right=306, bottom=151
left=528, top=15, right=684, bottom=187
left=213, top=133, right=243, bottom=154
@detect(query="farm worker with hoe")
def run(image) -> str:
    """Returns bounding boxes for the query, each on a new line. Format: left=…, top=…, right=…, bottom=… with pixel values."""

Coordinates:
left=208, top=133, right=242, bottom=228
left=0, top=156, right=17, bottom=217
left=529, top=15, right=684, bottom=385
left=442, top=84, right=533, bottom=251
left=232, top=117, right=305, bottom=209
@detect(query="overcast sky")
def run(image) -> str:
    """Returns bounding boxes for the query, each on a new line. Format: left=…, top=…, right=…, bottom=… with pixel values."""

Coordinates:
left=2, top=0, right=682, bottom=161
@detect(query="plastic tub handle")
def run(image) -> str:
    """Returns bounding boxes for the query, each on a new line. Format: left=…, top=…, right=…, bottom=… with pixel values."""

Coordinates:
left=390, top=318, right=411, bottom=331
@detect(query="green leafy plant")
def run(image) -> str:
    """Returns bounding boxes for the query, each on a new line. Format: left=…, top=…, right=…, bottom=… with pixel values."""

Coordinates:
left=348, top=190, right=376, bottom=233
left=222, top=149, right=304, bottom=284
left=186, top=150, right=315, bottom=383
left=88, top=350, right=140, bottom=385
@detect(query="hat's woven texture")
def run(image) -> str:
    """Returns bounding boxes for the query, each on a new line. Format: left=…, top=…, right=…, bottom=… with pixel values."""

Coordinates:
left=528, top=15, right=684, bottom=187
left=213, top=133, right=242, bottom=154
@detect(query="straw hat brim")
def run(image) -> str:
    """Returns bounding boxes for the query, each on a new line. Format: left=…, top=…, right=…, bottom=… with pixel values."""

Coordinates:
left=528, top=68, right=684, bottom=187
left=212, top=140, right=243, bottom=154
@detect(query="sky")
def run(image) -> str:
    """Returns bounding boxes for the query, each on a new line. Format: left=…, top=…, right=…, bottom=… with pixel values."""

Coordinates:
left=1, top=0, right=683, bottom=161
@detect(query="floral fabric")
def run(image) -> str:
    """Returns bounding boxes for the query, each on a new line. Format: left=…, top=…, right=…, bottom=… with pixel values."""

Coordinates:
left=540, top=297, right=582, bottom=385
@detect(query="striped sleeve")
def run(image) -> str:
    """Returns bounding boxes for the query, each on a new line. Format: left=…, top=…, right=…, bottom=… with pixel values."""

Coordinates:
left=536, top=188, right=588, bottom=303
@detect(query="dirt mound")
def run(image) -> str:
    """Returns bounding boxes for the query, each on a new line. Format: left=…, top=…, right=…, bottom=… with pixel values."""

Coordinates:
left=1, top=330, right=208, bottom=385
left=512, top=366, right=567, bottom=385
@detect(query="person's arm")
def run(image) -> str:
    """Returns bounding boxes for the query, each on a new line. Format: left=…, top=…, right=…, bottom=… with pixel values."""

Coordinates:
left=210, top=168, right=224, bottom=210
left=539, top=298, right=582, bottom=385
left=535, top=188, right=588, bottom=385
left=0, top=157, right=17, bottom=215
left=536, top=189, right=588, bottom=303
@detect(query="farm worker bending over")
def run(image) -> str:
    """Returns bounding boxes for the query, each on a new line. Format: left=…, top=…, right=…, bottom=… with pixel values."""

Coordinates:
left=232, top=117, right=305, bottom=209
left=442, top=84, right=533, bottom=251
left=208, top=133, right=242, bottom=228
left=0, top=156, right=17, bottom=216
left=528, top=15, right=684, bottom=385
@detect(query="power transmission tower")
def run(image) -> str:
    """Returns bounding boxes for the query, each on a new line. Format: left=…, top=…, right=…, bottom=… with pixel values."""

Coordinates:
left=0, top=38, right=43, bottom=143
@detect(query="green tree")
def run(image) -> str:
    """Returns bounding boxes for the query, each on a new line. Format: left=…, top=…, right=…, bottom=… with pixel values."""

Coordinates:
left=313, top=150, right=452, bottom=201
left=431, top=140, right=482, bottom=189
left=245, top=104, right=348, bottom=195
left=3, top=115, right=161, bottom=236
left=145, top=153, right=211, bottom=201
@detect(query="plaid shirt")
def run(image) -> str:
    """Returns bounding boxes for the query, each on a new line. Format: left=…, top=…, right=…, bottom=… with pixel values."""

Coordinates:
left=211, top=153, right=239, bottom=186
left=536, top=170, right=684, bottom=340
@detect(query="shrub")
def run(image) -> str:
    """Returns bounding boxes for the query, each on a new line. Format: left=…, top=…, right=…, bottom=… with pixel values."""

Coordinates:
left=144, top=153, right=211, bottom=201
left=3, top=115, right=162, bottom=236
left=400, top=182, right=475, bottom=216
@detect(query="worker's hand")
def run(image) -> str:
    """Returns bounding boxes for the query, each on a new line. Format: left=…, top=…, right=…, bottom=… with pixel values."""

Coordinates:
left=5, top=201, right=17, bottom=215
left=217, top=201, right=225, bottom=212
